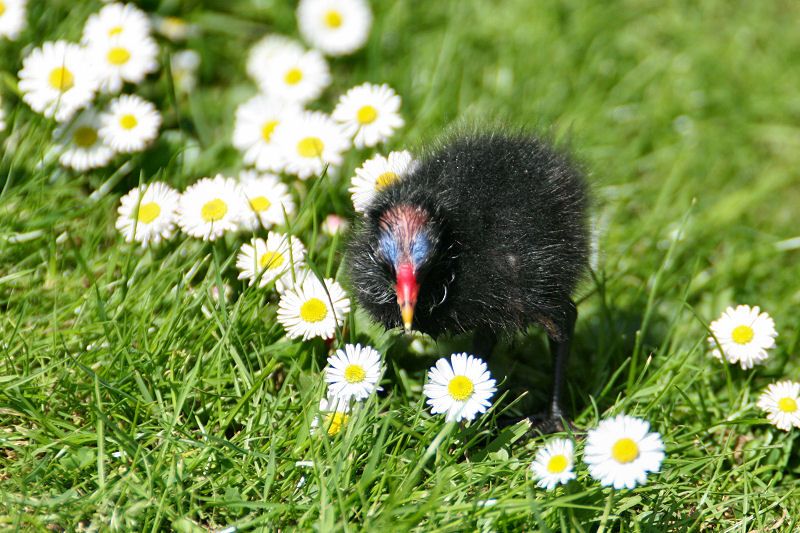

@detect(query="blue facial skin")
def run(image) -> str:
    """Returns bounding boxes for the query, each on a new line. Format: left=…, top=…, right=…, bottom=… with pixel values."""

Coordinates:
left=378, top=231, right=430, bottom=269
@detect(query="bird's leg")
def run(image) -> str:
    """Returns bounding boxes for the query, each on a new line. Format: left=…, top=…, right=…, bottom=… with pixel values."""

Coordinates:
left=544, top=300, right=577, bottom=431
left=472, top=329, right=497, bottom=359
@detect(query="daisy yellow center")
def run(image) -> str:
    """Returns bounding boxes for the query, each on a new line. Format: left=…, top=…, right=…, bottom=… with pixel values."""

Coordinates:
left=297, top=136, right=324, bottom=158
left=731, top=325, right=754, bottom=345
left=108, top=26, right=123, bottom=36
left=778, top=397, right=798, bottom=413
left=201, top=198, right=228, bottom=222
left=119, top=114, right=138, bottom=130
left=344, top=364, right=366, bottom=384
left=0, top=3, right=5, bottom=16
left=259, top=251, right=284, bottom=270
left=375, top=172, right=399, bottom=191
left=325, top=412, right=349, bottom=436
left=48, top=67, right=74, bottom=91
left=448, top=376, right=474, bottom=401
left=284, top=68, right=303, bottom=85
left=546, top=454, right=568, bottom=474
left=611, top=438, right=639, bottom=464
left=324, top=10, right=343, bottom=28
left=249, top=196, right=272, bottom=212
left=107, top=47, right=131, bottom=66
left=356, top=105, right=378, bottom=124
left=73, top=126, right=98, bottom=148
left=261, top=120, right=279, bottom=142
left=136, top=202, right=161, bottom=224
left=300, top=298, right=328, bottom=323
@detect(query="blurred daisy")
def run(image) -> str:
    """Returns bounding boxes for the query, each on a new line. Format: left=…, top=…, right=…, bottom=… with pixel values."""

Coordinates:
left=99, top=94, right=161, bottom=153
left=333, top=83, right=403, bottom=148
left=82, top=2, right=151, bottom=44
left=53, top=108, right=115, bottom=171
left=312, top=395, right=350, bottom=437
left=246, top=34, right=304, bottom=84
left=171, top=49, right=200, bottom=92
left=277, top=276, right=350, bottom=340
left=325, top=344, right=382, bottom=401
left=236, top=233, right=306, bottom=289
left=116, top=182, right=180, bottom=246
left=155, top=16, right=197, bottom=42
left=530, top=439, right=576, bottom=490
left=0, top=0, right=26, bottom=40
left=88, top=33, right=158, bottom=92
left=257, top=47, right=330, bottom=104
left=584, top=414, right=665, bottom=489
left=0, top=96, right=6, bottom=132
left=349, top=151, right=414, bottom=213
left=273, top=111, right=350, bottom=179
left=708, top=305, right=777, bottom=369
left=18, top=41, right=97, bottom=121
left=297, top=0, right=372, bottom=56
left=178, top=175, right=246, bottom=241
left=758, top=380, right=800, bottom=431
left=232, top=95, right=300, bottom=173
left=322, top=213, right=347, bottom=236
left=423, top=353, right=496, bottom=422
left=238, top=170, right=295, bottom=231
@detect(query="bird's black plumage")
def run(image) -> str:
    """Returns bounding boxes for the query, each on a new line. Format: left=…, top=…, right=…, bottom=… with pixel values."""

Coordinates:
left=347, top=130, right=590, bottom=341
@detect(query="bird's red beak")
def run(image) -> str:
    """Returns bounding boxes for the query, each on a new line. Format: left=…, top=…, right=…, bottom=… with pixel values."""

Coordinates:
left=396, top=263, right=419, bottom=332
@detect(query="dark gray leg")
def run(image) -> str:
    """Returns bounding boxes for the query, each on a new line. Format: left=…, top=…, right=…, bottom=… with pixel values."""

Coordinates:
left=546, top=300, right=577, bottom=428
left=472, top=329, right=497, bottom=359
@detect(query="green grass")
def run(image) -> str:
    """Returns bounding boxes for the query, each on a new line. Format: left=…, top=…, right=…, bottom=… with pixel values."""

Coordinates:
left=2, top=0, right=800, bottom=530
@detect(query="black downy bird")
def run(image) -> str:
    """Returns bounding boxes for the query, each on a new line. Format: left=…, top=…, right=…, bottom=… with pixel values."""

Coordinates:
left=346, top=130, right=590, bottom=430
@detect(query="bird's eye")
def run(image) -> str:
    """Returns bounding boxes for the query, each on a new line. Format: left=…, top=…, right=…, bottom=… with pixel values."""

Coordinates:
left=410, top=233, right=430, bottom=265
left=377, top=233, right=399, bottom=265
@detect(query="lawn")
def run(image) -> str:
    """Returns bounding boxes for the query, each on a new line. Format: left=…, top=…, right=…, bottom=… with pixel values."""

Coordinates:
left=2, top=0, right=800, bottom=531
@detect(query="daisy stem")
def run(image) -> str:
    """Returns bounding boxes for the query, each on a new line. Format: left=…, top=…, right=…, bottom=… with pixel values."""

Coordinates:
left=597, top=489, right=615, bottom=533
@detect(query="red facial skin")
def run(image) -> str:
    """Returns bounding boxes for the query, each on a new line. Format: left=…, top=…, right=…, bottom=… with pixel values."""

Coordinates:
left=396, top=262, right=419, bottom=330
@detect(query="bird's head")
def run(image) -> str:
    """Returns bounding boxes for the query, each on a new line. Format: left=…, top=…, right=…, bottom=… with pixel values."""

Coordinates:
left=347, top=200, right=452, bottom=334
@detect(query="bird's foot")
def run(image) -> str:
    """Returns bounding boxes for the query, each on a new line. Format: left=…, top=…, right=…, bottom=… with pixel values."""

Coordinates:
left=498, top=412, right=574, bottom=435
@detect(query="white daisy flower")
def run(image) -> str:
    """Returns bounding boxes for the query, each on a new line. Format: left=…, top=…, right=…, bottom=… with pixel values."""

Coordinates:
left=277, top=276, right=350, bottom=341
left=332, top=82, right=404, bottom=148
left=325, top=344, right=382, bottom=401
left=116, top=182, right=180, bottom=246
left=322, top=213, right=347, bottom=236
left=272, top=111, right=350, bottom=180
left=0, top=0, right=26, bottom=40
left=18, top=41, right=97, bottom=122
left=246, top=34, right=304, bottom=85
left=257, top=47, right=330, bottom=104
left=236, top=233, right=306, bottom=289
left=349, top=150, right=414, bottom=213
left=82, top=2, right=151, bottom=44
left=99, top=94, right=161, bottom=153
left=708, top=305, right=778, bottom=369
left=177, top=175, right=246, bottom=241
left=584, top=414, right=665, bottom=490
left=238, top=170, right=296, bottom=231
left=171, top=49, right=201, bottom=93
left=232, top=95, right=300, bottom=173
left=155, top=16, right=197, bottom=42
left=758, top=381, right=800, bottom=432
left=53, top=108, right=115, bottom=171
left=312, top=395, right=350, bottom=436
left=297, top=0, right=372, bottom=57
left=88, top=33, right=158, bottom=93
left=530, top=438, right=576, bottom=490
left=423, top=353, right=497, bottom=422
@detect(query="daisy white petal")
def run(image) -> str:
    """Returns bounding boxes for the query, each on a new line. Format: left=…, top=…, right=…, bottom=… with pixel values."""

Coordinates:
left=277, top=276, right=350, bottom=341
left=758, top=380, right=800, bottom=431
left=99, top=94, right=161, bottom=153
left=257, top=47, right=330, bottom=104
left=312, top=395, right=351, bottom=436
left=53, top=108, right=115, bottom=171
left=349, top=150, right=414, bottom=213
left=235, top=232, right=306, bottom=289
left=530, top=438, right=576, bottom=490
left=584, top=414, right=665, bottom=489
left=422, top=353, right=496, bottom=422
left=325, top=344, right=383, bottom=401
left=708, top=304, right=777, bottom=369
left=272, top=111, right=350, bottom=179
left=0, top=0, right=26, bottom=40
left=322, top=213, right=348, bottom=236
left=18, top=41, right=98, bottom=122
left=87, top=33, right=158, bottom=93
left=82, top=2, right=151, bottom=44
left=232, top=95, right=301, bottom=173
left=116, top=182, right=179, bottom=246
left=237, top=170, right=296, bottom=231
left=171, top=49, right=201, bottom=92
left=332, top=82, right=404, bottom=148
left=177, top=175, right=246, bottom=241
left=155, top=16, right=197, bottom=42
left=246, top=34, right=305, bottom=85
left=297, top=0, right=372, bottom=56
